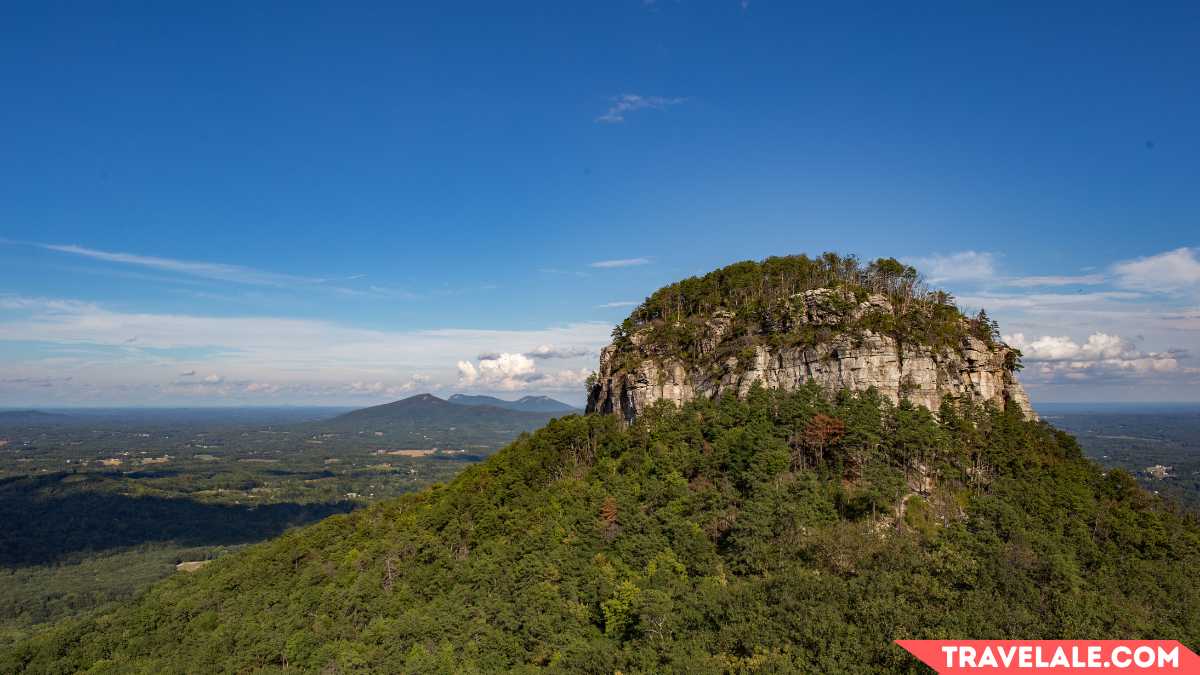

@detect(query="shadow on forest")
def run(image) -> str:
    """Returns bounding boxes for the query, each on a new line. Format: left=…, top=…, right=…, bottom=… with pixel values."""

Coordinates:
left=260, top=468, right=336, bottom=479
left=0, top=473, right=355, bottom=567
left=122, top=468, right=185, bottom=479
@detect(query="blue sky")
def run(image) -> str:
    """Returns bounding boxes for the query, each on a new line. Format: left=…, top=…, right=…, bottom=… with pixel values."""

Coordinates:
left=1, top=2, right=1198, bottom=406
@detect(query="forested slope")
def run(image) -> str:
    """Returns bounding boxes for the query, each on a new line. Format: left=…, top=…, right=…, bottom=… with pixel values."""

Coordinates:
left=6, top=385, right=1198, bottom=673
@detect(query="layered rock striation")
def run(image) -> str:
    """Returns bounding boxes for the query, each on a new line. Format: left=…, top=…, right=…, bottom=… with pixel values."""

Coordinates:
left=587, top=288, right=1036, bottom=423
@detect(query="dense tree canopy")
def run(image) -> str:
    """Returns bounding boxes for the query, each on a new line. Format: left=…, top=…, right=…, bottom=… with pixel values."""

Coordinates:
left=612, top=253, right=1008, bottom=370
left=5, top=386, right=1197, bottom=673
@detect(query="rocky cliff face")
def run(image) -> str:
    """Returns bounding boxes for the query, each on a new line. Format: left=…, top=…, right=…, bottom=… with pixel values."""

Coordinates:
left=587, top=289, right=1036, bottom=423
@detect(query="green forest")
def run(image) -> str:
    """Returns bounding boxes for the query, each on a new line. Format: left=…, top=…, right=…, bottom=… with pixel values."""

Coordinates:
left=610, top=253, right=1007, bottom=373
left=6, top=385, right=1197, bottom=673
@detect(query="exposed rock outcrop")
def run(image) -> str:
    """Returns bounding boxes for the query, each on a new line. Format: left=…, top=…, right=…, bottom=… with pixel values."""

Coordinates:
left=587, top=289, right=1036, bottom=423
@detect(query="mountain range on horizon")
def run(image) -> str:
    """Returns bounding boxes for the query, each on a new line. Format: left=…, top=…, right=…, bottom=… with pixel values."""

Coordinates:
left=448, top=393, right=580, bottom=413
left=0, top=410, right=70, bottom=425
left=324, top=392, right=578, bottom=423
left=303, top=393, right=571, bottom=450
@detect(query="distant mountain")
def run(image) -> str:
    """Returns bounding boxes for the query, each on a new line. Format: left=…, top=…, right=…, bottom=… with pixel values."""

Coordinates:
left=305, top=394, right=563, bottom=450
left=448, top=393, right=579, bottom=413
left=0, top=410, right=70, bottom=425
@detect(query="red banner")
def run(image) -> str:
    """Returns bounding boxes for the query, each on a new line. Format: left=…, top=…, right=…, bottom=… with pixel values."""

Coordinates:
left=894, top=641, right=1200, bottom=673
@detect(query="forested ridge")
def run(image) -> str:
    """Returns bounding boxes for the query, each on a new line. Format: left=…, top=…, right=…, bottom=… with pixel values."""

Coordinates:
left=609, top=253, right=1007, bottom=371
left=5, top=384, right=1198, bottom=673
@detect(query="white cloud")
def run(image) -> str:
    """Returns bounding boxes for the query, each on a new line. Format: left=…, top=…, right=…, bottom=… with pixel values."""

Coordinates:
left=524, top=344, right=592, bottom=360
left=1005, top=332, right=1131, bottom=361
left=481, top=353, right=537, bottom=378
left=1005, top=331, right=1185, bottom=382
left=905, top=251, right=996, bottom=283
left=456, top=361, right=478, bottom=384
left=596, top=94, right=687, bottom=124
left=457, top=353, right=536, bottom=390
left=590, top=258, right=650, bottom=269
left=1112, top=247, right=1200, bottom=292
left=456, top=352, right=590, bottom=392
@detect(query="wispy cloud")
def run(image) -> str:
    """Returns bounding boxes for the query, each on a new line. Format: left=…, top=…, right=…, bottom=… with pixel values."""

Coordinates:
left=596, top=94, right=687, bottom=124
left=344, top=375, right=430, bottom=397
left=524, top=344, right=592, bottom=360
left=905, top=251, right=996, bottom=284
left=0, top=295, right=611, bottom=403
left=40, top=243, right=326, bottom=288
left=957, top=291, right=1143, bottom=311
left=29, top=242, right=426, bottom=300
left=539, top=267, right=590, bottom=278
left=1112, top=247, right=1200, bottom=293
left=596, top=301, right=639, bottom=308
left=590, top=257, right=650, bottom=269
left=0, top=376, right=72, bottom=387
left=908, top=247, right=1200, bottom=296
left=363, top=285, right=421, bottom=300
left=907, top=251, right=1112, bottom=290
